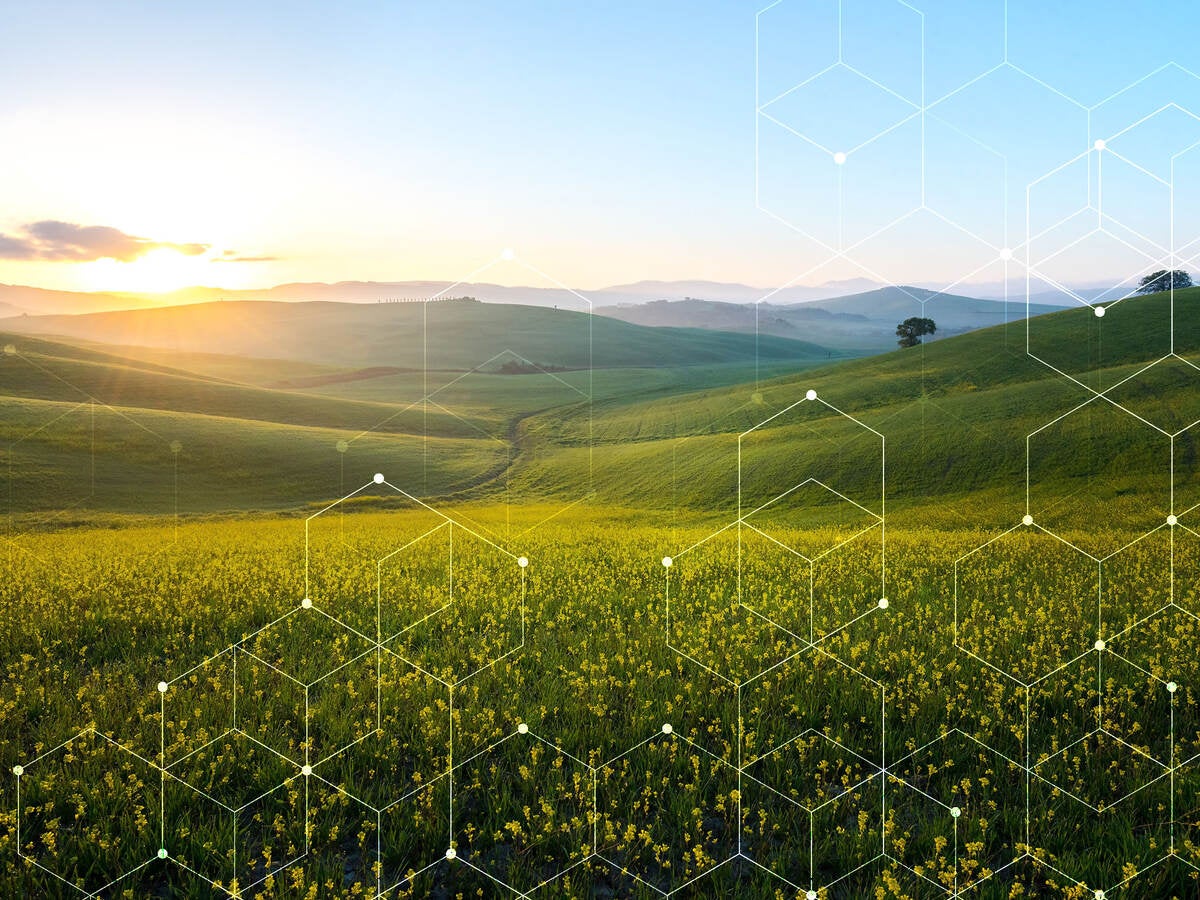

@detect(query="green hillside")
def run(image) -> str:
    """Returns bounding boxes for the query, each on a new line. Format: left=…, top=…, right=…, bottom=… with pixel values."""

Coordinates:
left=0, top=334, right=478, bottom=439
left=0, top=314, right=822, bottom=519
left=1, top=298, right=835, bottom=369
left=21, top=338, right=347, bottom=387
left=0, top=397, right=504, bottom=519
left=3, top=287, right=1196, bottom=533
left=514, top=287, right=1200, bottom=536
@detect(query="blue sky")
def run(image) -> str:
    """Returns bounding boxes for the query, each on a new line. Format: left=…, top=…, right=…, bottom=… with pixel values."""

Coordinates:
left=3, top=1, right=1200, bottom=295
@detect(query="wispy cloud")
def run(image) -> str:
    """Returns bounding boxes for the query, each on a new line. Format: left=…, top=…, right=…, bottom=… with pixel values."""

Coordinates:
left=213, top=250, right=279, bottom=263
left=0, top=220, right=209, bottom=262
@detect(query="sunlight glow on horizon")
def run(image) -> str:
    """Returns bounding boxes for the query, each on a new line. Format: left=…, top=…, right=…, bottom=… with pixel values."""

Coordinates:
left=5, top=2, right=1200, bottom=298
left=79, top=248, right=261, bottom=294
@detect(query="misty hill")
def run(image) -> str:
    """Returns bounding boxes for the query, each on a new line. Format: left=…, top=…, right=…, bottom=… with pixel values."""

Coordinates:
left=0, top=277, right=871, bottom=315
left=0, top=276, right=1114, bottom=325
left=0, top=297, right=837, bottom=370
left=599, top=277, right=883, bottom=303
left=595, top=287, right=1068, bottom=351
left=0, top=283, right=164, bottom=316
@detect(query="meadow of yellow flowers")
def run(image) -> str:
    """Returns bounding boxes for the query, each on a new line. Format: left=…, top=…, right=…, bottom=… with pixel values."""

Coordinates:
left=2, top=495, right=1198, bottom=898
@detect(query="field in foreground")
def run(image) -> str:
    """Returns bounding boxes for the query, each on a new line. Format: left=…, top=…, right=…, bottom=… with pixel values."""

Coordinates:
left=2, top=505, right=1199, bottom=899
left=4, top=287, right=1200, bottom=897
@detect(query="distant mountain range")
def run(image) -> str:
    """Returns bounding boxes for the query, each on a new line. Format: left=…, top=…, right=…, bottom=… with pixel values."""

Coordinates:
left=0, top=277, right=889, bottom=316
left=594, top=287, right=1069, bottom=352
left=0, top=276, right=1104, bottom=319
left=0, top=279, right=1081, bottom=360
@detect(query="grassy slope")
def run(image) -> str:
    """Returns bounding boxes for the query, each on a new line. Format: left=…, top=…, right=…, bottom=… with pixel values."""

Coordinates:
left=22, top=337, right=346, bottom=387
left=0, top=327, right=821, bottom=518
left=302, top=361, right=812, bottom=426
left=1, top=298, right=836, bottom=369
left=0, top=396, right=506, bottom=518
left=515, top=287, right=1200, bottom=532
left=0, top=335, right=476, bottom=439
left=4, top=287, right=1196, bottom=526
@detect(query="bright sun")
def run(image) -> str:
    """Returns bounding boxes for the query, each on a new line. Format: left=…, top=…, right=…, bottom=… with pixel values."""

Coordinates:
left=82, top=248, right=212, bottom=294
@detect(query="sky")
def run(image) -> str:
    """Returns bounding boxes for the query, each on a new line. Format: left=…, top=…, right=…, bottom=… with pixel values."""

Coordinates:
left=4, top=0, right=1200, bottom=297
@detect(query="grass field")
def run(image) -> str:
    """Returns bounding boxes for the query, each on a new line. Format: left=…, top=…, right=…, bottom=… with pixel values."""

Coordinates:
left=3, top=290, right=1200, bottom=896
left=3, top=508, right=1199, bottom=898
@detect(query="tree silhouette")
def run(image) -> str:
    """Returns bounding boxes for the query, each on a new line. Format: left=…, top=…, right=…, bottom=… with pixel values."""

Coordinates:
left=896, top=316, right=937, bottom=348
left=1137, top=270, right=1192, bottom=294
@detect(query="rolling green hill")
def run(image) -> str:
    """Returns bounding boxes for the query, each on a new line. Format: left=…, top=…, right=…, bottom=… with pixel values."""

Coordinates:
left=513, top=287, right=1200, bottom=537
left=0, top=396, right=505, bottom=519
left=0, top=297, right=836, bottom=369
left=3, top=287, right=1196, bottom=534
left=0, top=334, right=478, bottom=439
left=0, top=306, right=826, bottom=520
left=17, top=338, right=348, bottom=387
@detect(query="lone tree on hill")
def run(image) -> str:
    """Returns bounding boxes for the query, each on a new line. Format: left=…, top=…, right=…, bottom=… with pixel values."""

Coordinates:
left=1137, top=270, right=1192, bottom=294
left=896, top=316, right=937, bottom=347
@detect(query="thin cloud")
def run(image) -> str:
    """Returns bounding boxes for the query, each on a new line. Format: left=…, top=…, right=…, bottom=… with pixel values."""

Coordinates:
left=0, top=220, right=209, bottom=262
left=213, top=251, right=279, bottom=263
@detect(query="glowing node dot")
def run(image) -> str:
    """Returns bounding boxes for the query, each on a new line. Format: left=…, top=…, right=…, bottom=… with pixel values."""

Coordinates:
left=1000, top=248, right=1013, bottom=261
left=1094, top=891, right=1105, bottom=900
left=373, top=472, right=385, bottom=484
left=157, top=681, right=168, bottom=694
left=302, top=597, right=313, bottom=609
left=336, top=440, right=348, bottom=454
left=518, top=722, right=529, bottom=734
left=1022, top=514, right=1033, bottom=526
left=662, top=556, right=673, bottom=568
left=1094, top=306, right=1105, bottom=317
left=1094, top=139, right=1106, bottom=150
left=806, top=389, right=818, bottom=400
left=501, top=248, right=515, bottom=261
left=1094, top=639, right=1106, bottom=652
left=662, top=723, right=673, bottom=735
left=518, top=556, right=529, bottom=568
left=169, top=440, right=182, bottom=454
left=1168, top=681, right=1178, bottom=693
left=878, top=598, right=889, bottom=610
left=950, top=806, right=961, bottom=818
left=302, top=765, right=312, bottom=776
left=833, top=151, right=846, bottom=165
left=12, top=765, right=22, bottom=776
left=2, top=344, right=15, bottom=355
left=158, top=848, right=168, bottom=860
left=807, top=892, right=817, bottom=900
left=445, top=847, right=457, bottom=861
left=1168, top=514, right=1178, bottom=526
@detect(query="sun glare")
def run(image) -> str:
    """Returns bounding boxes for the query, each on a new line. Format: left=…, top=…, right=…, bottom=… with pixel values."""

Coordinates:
left=82, top=247, right=214, bottom=295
